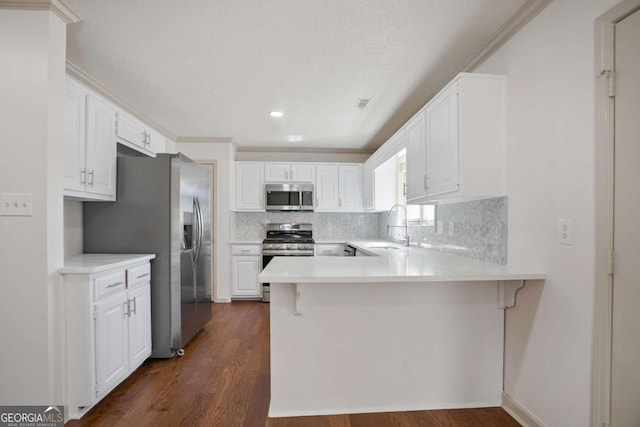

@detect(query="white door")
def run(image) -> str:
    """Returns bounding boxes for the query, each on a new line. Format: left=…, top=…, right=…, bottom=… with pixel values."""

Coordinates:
left=405, top=111, right=425, bottom=202
left=264, top=163, right=290, bottom=183
left=95, top=294, right=128, bottom=397
left=235, top=163, right=264, bottom=211
left=63, top=79, right=86, bottom=192
left=611, top=8, right=640, bottom=427
left=290, top=164, right=315, bottom=183
left=232, top=256, right=261, bottom=296
left=425, top=84, right=459, bottom=197
left=85, top=94, right=117, bottom=197
left=315, top=164, right=339, bottom=211
left=339, top=164, right=362, bottom=212
left=128, top=284, right=152, bottom=370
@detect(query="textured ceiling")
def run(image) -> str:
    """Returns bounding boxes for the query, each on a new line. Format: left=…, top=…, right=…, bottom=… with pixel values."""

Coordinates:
left=65, top=0, right=527, bottom=151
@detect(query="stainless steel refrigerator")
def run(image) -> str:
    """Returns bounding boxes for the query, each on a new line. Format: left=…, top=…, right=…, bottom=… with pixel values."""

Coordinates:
left=84, top=153, right=212, bottom=358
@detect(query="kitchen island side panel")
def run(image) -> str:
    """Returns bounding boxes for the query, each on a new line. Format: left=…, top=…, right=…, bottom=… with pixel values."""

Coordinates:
left=269, top=281, right=504, bottom=417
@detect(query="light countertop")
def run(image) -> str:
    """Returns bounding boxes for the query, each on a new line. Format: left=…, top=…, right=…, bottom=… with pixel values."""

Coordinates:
left=259, top=240, right=545, bottom=283
left=60, top=253, right=156, bottom=274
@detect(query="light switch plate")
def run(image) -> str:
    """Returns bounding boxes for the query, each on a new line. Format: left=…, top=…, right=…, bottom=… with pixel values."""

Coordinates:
left=0, top=193, right=33, bottom=216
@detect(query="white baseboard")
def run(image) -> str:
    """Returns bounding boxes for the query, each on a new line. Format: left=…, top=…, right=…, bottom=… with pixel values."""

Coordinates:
left=213, top=298, right=231, bottom=303
left=269, top=400, right=502, bottom=418
left=502, top=392, right=545, bottom=427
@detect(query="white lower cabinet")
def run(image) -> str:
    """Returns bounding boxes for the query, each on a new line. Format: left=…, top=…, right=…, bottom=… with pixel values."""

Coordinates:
left=62, top=258, right=152, bottom=419
left=231, top=245, right=262, bottom=298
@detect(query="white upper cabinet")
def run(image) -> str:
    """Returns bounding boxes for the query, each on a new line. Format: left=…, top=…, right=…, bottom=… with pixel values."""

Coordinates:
left=85, top=95, right=117, bottom=198
left=406, top=73, right=506, bottom=204
left=63, top=79, right=86, bottom=193
left=363, top=157, right=375, bottom=211
left=315, top=164, right=362, bottom=212
left=63, top=77, right=117, bottom=201
left=264, top=162, right=315, bottom=183
left=235, top=162, right=265, bottom=211
left=338, top=164, right=363, bottom=212
left=405, top=109, right=427, bottom=202
left=115, top=111, right=163, bottom=157
left=315, top=164, right=340, bottom=211
left=264, top=163, right=290, bottom=183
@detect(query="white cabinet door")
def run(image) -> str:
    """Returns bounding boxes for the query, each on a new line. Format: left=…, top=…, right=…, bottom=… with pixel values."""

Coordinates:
left=63, top=79, right=86, bottom=192
left=339, top=164, right=363, bottom=212
left=85, top=95, right=117, bottom=198
left=405, top=109, right=426, bottom=202
left=95, top=293, right=128, bottom=398
left=425, top=84, right=459, bottom=197
left=147, top=128, right=165, bottom=155
left=290, top=163, right=315, bottom=183
left=315, top=164, right=339, bottom=211
left=363, top=158, right=375, bottom=211
left=264, top=163, right=290, bottom=183
left=232, top=256, right=261, bottom=297
left=115, top=111, right=146, bottom=150
left=235, top=163, right=265, bottom=211
left=127, top=284, right=152, bottom=370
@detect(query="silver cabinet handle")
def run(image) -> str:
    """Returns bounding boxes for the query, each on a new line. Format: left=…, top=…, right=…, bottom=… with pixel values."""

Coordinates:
left=80, top=169, right=86, bottom=184
left=240, top=249, right=251, bottom=253
left=130, top=297, right=137, bottom=315
left=424, top=175, right=429, bottom=189
left=123, top=300, right=130, bottom=317
left=107, top=281, right=123, bottom=288
left=142, top=130, right=147, bottom=145
left=136, top=273, right=150, bottom=279
left=88, top=170, right=94, bottom=186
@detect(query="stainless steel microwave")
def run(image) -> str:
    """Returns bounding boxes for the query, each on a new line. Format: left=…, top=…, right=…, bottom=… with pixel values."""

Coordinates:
left=265, top=184, right=314, bottom=211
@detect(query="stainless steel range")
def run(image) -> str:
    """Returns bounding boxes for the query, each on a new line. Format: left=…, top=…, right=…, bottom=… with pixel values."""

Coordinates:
left=261, top=223, right=314, bottom=301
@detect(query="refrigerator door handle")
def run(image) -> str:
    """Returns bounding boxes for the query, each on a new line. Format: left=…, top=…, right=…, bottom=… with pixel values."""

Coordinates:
left=194, top=197, right=204, bottom=263
left=192, top=197, right=199, bottom=263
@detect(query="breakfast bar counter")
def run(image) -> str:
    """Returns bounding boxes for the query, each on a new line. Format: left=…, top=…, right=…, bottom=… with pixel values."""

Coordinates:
left=259, top=242, right=545, bottom=418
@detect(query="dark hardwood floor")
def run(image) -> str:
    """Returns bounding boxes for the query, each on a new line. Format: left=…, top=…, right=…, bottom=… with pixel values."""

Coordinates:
left=67, top=301, right=520, bottom=427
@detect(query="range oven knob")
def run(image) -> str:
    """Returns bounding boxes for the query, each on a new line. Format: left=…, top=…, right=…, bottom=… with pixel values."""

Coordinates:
left=286, top=244, right=292, bottom=249
left=263, top=244, right=272, bottom=250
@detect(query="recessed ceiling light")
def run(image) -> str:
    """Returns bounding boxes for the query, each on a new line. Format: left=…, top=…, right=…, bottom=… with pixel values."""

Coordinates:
left=288, top=135, right=303, bottom=143
left=270, top=111, right=283, bottom=118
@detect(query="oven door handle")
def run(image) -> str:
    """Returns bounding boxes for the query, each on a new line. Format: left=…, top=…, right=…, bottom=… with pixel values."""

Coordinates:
left=262, top=250, right=314, bottom=256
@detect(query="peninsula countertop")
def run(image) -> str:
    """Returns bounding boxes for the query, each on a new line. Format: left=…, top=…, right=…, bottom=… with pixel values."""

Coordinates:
left=258, top=240, right=545, bottom=283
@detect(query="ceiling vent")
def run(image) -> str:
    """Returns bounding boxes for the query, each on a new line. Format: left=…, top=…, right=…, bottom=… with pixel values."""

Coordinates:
left=355, top=98, right=372, bottom=110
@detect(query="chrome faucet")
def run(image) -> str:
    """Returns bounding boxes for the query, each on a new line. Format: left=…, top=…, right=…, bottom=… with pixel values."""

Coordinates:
left=387, top=204, right=410, bottom=247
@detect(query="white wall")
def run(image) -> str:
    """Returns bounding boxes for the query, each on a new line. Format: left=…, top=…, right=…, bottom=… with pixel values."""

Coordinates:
left=175, top=142, right=236, bottom=302
left=474, top=0, right=618, bottom=425
left=64, top=200, right=83, bottom=256
left=0, top=9, right=66, bottom=404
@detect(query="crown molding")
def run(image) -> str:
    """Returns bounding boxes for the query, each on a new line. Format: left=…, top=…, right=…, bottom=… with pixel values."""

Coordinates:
left=175, top=137, right=234, bottom=144
left=0, top=0, right=81, bottom=24
left=462, top=0, right=552, bottom=72
left=236, top=146, right=375, bottom=155
left=66, top=60, right=176, bottom=140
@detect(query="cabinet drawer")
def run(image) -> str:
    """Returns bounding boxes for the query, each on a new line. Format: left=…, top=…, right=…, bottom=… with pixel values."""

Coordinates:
left=94, top=271, right=126, bottom=301
left=231, top=245, right=261, bottom=256
left=315, top=244, right=344, bottom=256
left=127, top=263, right=151, bottom=288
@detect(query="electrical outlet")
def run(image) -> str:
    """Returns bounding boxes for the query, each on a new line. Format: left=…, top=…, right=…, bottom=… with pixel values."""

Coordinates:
left=437, top=221, right=444, bottom=235
left=448, top=221, right=455, bottom=236
left=558, top=219, right=573, bottom=245
left=0, top=193, right=33, bottom=216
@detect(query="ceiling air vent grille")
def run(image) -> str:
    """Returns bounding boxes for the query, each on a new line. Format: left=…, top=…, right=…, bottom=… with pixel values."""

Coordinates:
left=355, top=98, right=372, bottom=110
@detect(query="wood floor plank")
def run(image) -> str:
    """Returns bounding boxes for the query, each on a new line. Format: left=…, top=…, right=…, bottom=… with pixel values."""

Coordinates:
left=66, top=301, right=520, bottom=427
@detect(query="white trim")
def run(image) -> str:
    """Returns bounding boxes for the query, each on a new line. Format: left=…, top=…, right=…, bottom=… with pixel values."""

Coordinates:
left=268, top=400, right=502, bottom=419
left=65, top=60, right=176, bottom=140
left=0, top=0, right=81, bottom=23
left=593, top=2, right=640, bottom=427
left=175, top=137, right=234, bottom=144
left=235, top=146, right=375, bottom=155
left=502, top=392, right=545, bottom=427
left=463, top=0, right=552, bottom=72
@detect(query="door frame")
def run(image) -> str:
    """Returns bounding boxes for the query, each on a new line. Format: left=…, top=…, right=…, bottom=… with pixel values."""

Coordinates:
left=593, top=1, right=640, bottom=426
